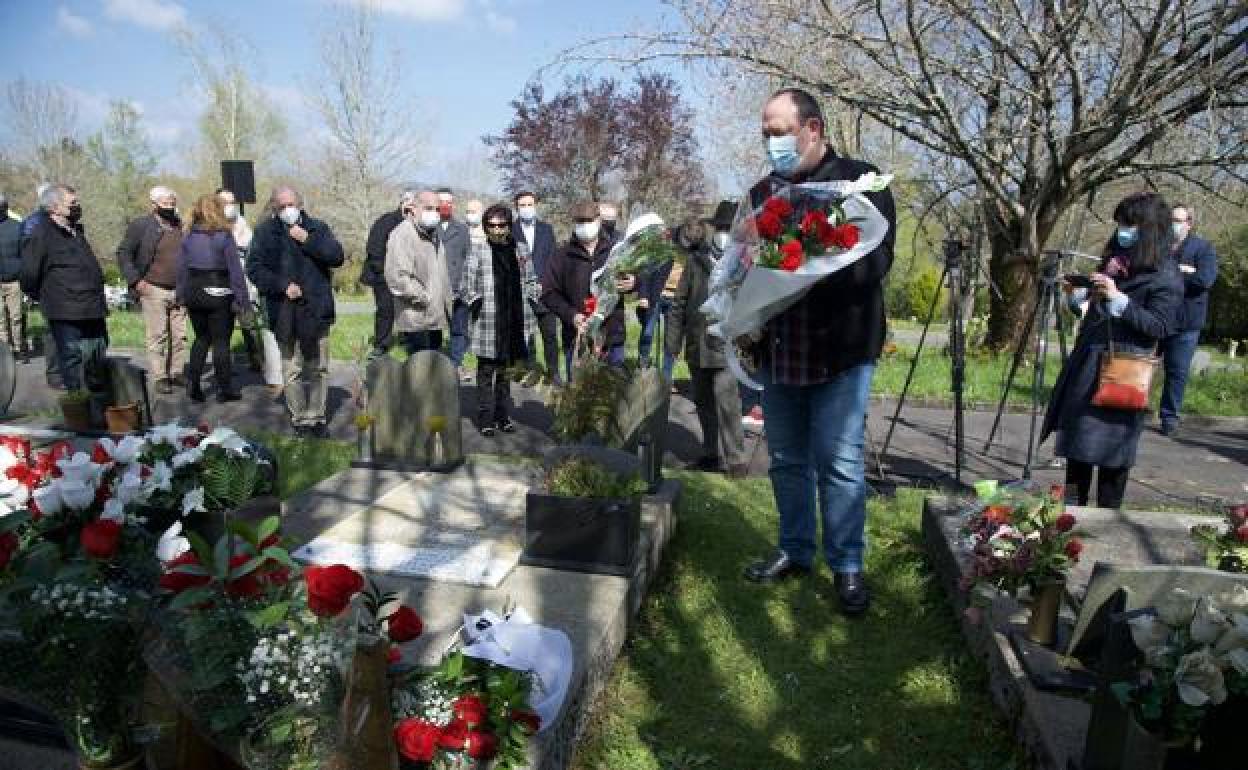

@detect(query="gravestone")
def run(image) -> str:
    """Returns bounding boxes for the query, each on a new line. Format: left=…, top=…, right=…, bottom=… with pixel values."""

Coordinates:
left=0, top=343, right=16, bottom=417
left=363, top=352, right=463, bottom=471
left=614, top=366, right=670, bottom=491
left=1190, top=350, right=1212, bottom=376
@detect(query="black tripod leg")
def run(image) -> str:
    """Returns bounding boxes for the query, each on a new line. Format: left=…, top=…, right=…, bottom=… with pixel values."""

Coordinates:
left=1023, top=284, right=1056, bottom=480
left=983, top=288, right=1043, bottom=452
left=880, top=264, right=949, bottom=465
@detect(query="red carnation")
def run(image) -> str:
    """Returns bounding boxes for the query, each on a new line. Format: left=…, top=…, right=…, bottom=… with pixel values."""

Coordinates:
left=1055, top=513, right=1077, bottom=533
left=510, top=708, right=541, bottom=734
left=81, top=519, right=122, bottom=560
left=756, top=211, right=784, bottom=240
left=0, top=531, right=18, bottom=570
left=437, top=719, right=469, bottom=750
left=393, top=718, right=441, bottom=763
left=829, top=223, right=859, bottom=250
left=452, top=694, right=489, bottom=728
left=386, top=605, right=424, bottom=643
left=1237, top=523, right=1248, bottom=544
left=303, top=564, right=365, bottom=617
left=1064, top=538, right=1084, bottom=560
left=466, top=730, right=499, bottom=760
left=778, top=240, right=804, bottom=272
left=159, top=551, right=211, bottom=594
left=762, top=196, right=793, bottom=219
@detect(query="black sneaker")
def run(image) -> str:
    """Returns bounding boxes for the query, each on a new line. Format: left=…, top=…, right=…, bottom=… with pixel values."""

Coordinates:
left=834, top=572, right=871, bottom=616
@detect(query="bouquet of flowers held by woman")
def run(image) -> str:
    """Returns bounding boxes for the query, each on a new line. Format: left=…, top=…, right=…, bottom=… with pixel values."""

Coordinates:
left=700, top=172, right=893, bottom=388
left=1191, top=504, right=1248, bottom=573
left=959, top=483, right=1085, bottom=596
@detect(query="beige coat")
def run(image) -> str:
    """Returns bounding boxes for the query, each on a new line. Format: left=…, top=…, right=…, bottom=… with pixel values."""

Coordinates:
left=385, top=219, right=452, bottom=334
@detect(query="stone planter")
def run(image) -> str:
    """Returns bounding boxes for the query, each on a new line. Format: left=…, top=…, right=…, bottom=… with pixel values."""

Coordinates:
left=521, top=490, right=641, bottom=576
left=103, top=402, right=141, bottom=434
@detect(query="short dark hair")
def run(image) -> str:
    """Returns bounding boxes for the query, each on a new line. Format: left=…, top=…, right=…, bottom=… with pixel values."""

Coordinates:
left=1106, top=191, right=1172, bottom=272
left=513, top=190, right=537, bottom=205
left=436, top=186, right=453, bottom=196
left=770, top=87, right=824, bottom=136
left=483, top=203, right=513, bottom=228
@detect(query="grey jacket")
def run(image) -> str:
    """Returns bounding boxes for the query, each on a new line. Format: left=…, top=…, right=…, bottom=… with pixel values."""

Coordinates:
left=440, top=219, right=471, bottom=294
left=666, top=246, right=726, bottom=368
left=459, top=240, right=539, bottom=361
left=386, top=219, right=452, bottom=334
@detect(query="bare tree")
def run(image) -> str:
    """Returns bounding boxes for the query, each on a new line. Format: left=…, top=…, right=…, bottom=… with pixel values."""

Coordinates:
left=85, top=100, right=160, bottom=253
left=4, top=78, right=85, bottom=183
left=308, top=2, right=425, bottom=252
left=564, top=0, right=1248, bottom=349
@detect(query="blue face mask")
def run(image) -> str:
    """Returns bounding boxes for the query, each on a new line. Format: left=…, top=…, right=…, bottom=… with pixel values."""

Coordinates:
left=766, top=134, right=800, bottom=175
left=1115, top=226, right=1138, bottom=249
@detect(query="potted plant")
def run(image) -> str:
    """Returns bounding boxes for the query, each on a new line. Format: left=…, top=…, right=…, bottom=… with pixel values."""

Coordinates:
left=520, top=446, right=647, bottom=576
left=59, top=389, right=92, bottom=432
left=960, top=483, right=1084, bottom=646
left=1191, top=505, right=1248, bottom=573
left=1109, top=585, right=1248, bottom=769
left=104, top=402, right=142, bottom=434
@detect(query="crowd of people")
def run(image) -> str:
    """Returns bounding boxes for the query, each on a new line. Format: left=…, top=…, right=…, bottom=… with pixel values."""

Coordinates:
left=0, top=86, right=1220, bottom=616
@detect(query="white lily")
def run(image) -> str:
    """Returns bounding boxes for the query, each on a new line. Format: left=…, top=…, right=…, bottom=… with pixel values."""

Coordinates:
left=57, top=452, right=103, bottom=485
left=143, top=461, right=173, bottom=495
left=98, top=435, right=145, bottom=465
left=181, top=487, right=206, bottom=518
left=172, top=445, right=205, bottom=470
left=33, top=484, right=64, bottom=517
left=201, top=427, right=249, bottom=454
left=113, top=466, right=147, bottom=506
left=156, top=521, right=190, bottom=562
left=57, top=478, right=96, bottom=511
left=100, top=498, right=126, bottom=523
left=147, top=422, right=190, bottom=447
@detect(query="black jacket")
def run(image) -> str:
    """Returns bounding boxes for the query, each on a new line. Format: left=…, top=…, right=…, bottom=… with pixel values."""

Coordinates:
left=0, top=217, right=22, bottom=282
left=246, top=212, right=345, bottom=332
left=1167, top=235, right=1217, bottom=333
left=440, top=219, right=471, bottom=292
left=117, top=213, right=180, bottom=288
left=361, top=209, right=404, bottom=287
left=753, top=147, right=896, bottom=381
left=20, top=216, right=106, bottom=321
left=514, top=219, right=557, bottom=313
left=541, top=237, right=626, bottom=349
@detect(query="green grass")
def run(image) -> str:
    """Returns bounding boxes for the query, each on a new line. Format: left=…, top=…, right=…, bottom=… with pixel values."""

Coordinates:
left=243, top=430, right=356, bottom=501
left=572, top=476, right=1019, bottom=770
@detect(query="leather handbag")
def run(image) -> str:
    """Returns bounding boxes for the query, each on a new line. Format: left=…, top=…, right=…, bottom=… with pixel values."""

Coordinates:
left=1090, top=314, right=1158, bottom=411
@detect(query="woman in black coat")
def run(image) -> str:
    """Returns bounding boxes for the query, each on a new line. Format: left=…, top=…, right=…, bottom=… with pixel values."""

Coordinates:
left=1040, top=192, right=1182, bottom=508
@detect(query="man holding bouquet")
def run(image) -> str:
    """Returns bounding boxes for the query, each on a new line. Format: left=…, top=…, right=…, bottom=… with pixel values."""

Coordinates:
left=741, top=88, right=896, bottom=618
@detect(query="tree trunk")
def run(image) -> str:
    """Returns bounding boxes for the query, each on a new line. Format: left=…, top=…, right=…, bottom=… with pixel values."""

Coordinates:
left=984, top=234, right=1037, bottom=353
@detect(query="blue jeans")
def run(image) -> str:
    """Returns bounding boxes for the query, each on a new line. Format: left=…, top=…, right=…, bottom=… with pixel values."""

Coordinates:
left=402, top=330, right=443, bottom=355
left=760, top=363, right=875, bottom=572
left=449, top=301, right=471, bottom=366
left=1159, top=330, right=1201, bottom=425
left=49, top=319, right=109, bottom=392
left=638, top=302, right=675, bottom=378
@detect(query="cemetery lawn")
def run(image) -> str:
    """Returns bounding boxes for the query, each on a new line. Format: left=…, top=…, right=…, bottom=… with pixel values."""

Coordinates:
left=573, top=476, right=1020, bottom=770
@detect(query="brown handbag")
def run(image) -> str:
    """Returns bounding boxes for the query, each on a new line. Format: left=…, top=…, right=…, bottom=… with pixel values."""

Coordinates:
left=1090, top=314, right=1158, bottom=411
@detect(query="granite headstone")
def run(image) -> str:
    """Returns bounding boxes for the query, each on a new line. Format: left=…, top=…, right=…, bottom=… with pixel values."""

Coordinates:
left=364, top=352, right=463, bottom=471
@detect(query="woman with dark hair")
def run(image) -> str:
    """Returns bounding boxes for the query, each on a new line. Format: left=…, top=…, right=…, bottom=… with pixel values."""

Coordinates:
left=1040, top=192, right=1182, bottom=507
left=459, top=203, right=539, bottom=436
left=176, top=194, right=251, bottom=402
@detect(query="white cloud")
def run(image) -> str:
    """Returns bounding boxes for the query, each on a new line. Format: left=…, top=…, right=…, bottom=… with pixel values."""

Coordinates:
left=336, top=0, right=467, bottom=21
left=56, top=6, right=94, bottom=38
left=103, top=0, right=188, bottom=31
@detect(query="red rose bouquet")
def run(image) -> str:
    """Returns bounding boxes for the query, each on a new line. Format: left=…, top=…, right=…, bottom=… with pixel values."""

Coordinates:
left=959, top=483, right=1084, bottom=595
left=1191, top=504, right=1248, bottom=573
left=753, top=193, right=862, bottom=273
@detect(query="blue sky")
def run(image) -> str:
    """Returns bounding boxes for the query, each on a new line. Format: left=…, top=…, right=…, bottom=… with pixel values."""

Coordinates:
left=0, top=0, right=702, bottom=188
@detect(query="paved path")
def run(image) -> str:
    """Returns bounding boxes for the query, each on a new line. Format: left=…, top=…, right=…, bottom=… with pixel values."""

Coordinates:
left=5, top=350, right=1244, bottom=508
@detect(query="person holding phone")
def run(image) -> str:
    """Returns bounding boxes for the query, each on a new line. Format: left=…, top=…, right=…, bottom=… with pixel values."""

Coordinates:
left=1040, top=192, right=1182, bottom=508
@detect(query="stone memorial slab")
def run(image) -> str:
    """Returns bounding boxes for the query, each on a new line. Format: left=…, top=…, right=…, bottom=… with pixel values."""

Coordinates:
left=363, top=352, right=463, bottom=471
left=0, top=343, right=15, bottom=417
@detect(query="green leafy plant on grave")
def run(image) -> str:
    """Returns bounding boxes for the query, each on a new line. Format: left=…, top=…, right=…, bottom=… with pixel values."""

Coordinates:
left=550, top=357, right=633, bottom=446
left=545, top=457, right=647, bottom=499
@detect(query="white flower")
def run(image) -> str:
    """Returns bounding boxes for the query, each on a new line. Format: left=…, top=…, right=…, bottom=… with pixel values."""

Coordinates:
left=1128, top=614, right=1171, bottom=656
left=1190, top=597, right=1231, bottom=645
left=56, top=479, right=96, bottom=511
left=147, top=422, right=191, bottom=447
left=33, top=484, right=63, bottom=517
left=0, top=445, right=20, bottom=474
left=100, top=498, right=126, bottom=523
left=112, top=466, right=147, bottom=506
left=1156, top=587, right=1199, bottom=629
left=1174, top=648, right=1227, bottom=707
left=172, top=445, right=204, bottom=470
left=144, top=462, right=173, bottom=495
left=57, top=452, right=103, bottom=485
left=201, top=427, right=249, bottom=455
left=97, top=436, right=145, bottom=465
left=156, top=521, right=191, bottom=562
left=181, top=487, right=206, bottom=518
left=0, top=477, right=30, bottom=513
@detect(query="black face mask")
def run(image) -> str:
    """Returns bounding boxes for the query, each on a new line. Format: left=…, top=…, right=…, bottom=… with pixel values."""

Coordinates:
left=67, top=204, right=83, bottom=224
left=486, top=230, right=513, bottom=246
left=157, top=206, right=178, bottom=222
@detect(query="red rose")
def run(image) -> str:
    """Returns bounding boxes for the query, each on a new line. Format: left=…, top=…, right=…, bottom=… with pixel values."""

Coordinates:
left=830, top=223, right=859, bottom=250
left=81, top=519, right=122, bottom=560
left=762, top=196, right=793, bottom=219
left=159, top=551, right=211, bottom=594
left=393, top=718, right=441, bottom=763
left=387, top=645, right=402, bottom=665
left=1064, top=538, right=1084, bottom=559
left=466, top=730, right=499, bottom=760
left=1055, top=513, right=1077, bottom=533
left=225, top=554, right=263, bottom=598
left=303, top=564, right=364, bottom=617
left=452, top=694, right=489, bottom=728
left=437, top=719, right=469, bottom=750
left=778, top=240, right=803, bottom=272
left=1229, top=505, right=1248, bottom=527
left=386, top=605, right=424, bottom=643
left=756, top=211, right=783, bottom=240
left=798, top=211, right=824, bottom=237
left=582, top=296, right=597, bottom=316
left=1236, top=523, right=1248, bottom=544
left=510, top=708, right=541, bottom=734
left=0, top=531, right=18, bottom=570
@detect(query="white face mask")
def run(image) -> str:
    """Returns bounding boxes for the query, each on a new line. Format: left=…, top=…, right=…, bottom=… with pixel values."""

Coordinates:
left=713, top=232, right=731, bottom=251
left=465, top=212, right=482, bottom=226
left=278, top=206, right=300, bottom=226
left=517, top=205, right=537, bottom=222
left=419, top=210, right=441, bottom=229
left=223, top=204, right=239, bottom=221
left=574, top=222, right=600, bottom=243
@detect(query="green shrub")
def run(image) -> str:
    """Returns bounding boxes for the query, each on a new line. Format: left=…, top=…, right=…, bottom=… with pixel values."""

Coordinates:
left=546, top=457, right=647, bottom=499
